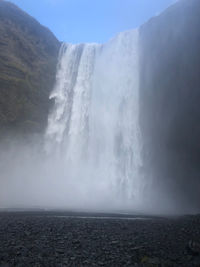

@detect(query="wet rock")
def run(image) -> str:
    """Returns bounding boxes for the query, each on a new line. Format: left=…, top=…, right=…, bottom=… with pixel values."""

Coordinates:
left=187, top=240, right=200, bottom=255
left=0, top=212, right=199, bottom=266
left=193, top=256, right=200, bottom=266
left=110, top=240, right=119, bottom=245
left=147, top=257, right=160, bottom=264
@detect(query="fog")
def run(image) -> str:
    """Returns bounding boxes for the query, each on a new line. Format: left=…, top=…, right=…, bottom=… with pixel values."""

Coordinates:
left=1, top=10, right=200, bottom=215
left=0, top=29, right=148, bottom=214
left=1, top=133, right=197, bottom=215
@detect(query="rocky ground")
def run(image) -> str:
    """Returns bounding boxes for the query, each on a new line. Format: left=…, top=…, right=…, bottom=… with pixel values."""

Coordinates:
left=0, top=211, right=199, bottom=266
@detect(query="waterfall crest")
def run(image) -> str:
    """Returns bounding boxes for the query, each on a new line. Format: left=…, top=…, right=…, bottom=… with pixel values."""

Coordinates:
left=45, top=29, right=143, bottom=209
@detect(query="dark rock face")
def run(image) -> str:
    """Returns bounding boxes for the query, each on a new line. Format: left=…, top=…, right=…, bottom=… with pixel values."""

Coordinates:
left=0, top=1, right=60, bottom=136
left=139, top=0, right=200, bottom=210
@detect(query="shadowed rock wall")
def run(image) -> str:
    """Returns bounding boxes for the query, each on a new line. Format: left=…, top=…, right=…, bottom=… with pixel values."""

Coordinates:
left=140, top=0, right=200, bottom=211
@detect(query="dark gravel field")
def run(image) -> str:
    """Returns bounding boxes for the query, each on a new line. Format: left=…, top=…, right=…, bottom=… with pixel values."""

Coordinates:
left=0, top=211, right=200, bottom=266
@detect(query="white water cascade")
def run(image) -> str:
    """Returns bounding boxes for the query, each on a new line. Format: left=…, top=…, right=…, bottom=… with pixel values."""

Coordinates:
left=45, top=29, right=143, bottom=210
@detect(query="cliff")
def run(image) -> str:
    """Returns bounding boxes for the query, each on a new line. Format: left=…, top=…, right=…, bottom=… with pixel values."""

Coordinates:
left=0, top=0, right=60, bottom=136
left=140, top=0, right=200, bottom=209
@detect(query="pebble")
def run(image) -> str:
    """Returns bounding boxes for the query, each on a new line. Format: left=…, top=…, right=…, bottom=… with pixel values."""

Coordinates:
left=0, top=212, right=199, bottom=266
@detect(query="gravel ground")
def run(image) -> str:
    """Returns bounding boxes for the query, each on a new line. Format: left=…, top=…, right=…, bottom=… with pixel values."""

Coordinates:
left=0, top=211, right=200, bottom=266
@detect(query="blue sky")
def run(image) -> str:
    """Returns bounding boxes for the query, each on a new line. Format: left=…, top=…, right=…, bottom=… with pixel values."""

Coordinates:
left=9, top=0, right=177, bottom=43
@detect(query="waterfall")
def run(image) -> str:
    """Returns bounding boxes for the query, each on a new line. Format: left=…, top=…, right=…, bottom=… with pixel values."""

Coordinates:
left=45, top=29, right=143, bottom=209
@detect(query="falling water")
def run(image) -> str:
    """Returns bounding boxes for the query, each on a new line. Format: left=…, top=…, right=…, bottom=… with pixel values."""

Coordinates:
left=45, top=29, right=143, bottom=209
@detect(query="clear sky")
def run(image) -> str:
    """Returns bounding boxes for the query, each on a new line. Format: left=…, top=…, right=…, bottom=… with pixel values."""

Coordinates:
left=8, top=0, right=177, bottom=43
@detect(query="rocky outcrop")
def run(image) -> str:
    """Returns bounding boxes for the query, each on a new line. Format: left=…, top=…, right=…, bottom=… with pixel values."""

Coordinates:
left=0, top=1, right=60, bottom=136
left=139, top=0, right=200, bottom=209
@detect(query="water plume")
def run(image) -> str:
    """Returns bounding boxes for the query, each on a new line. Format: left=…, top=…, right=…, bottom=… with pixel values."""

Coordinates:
left=44, top=29, right=143, bottom=210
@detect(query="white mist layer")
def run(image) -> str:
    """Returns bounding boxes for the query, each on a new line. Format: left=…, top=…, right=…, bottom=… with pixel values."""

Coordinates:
left=0, top=30, right=198, bottom=215
left=0, top=29, right=184, bottom=214
left=0, top=29, right=185, bottom=214
left=44, top=29, right=144, bottom=210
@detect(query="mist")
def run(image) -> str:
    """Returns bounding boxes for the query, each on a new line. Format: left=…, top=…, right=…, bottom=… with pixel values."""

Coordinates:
left=0, top=29, right=193, bottom=216
left=0, top=136, right=177, bottom=214
left=1, top=0, right=200, bottom=216
left=0, top=29, right=144, bottom=213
